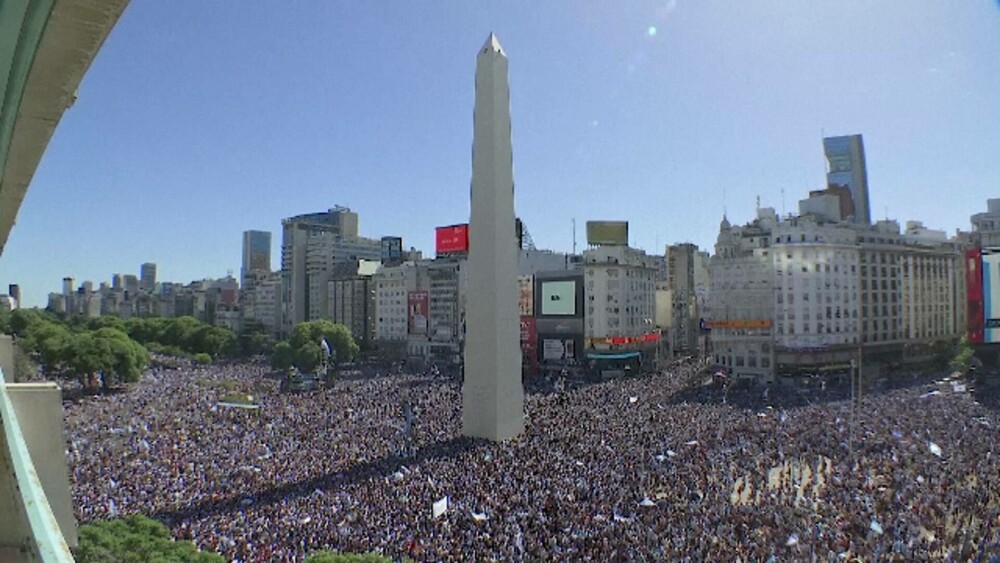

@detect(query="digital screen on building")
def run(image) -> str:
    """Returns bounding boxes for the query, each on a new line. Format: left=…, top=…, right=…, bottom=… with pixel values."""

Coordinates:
left=586, top=221, right=628, bottom=246
left=435, top=224, right=469, bottom=255
left=540, top=280, right=576, bottom=316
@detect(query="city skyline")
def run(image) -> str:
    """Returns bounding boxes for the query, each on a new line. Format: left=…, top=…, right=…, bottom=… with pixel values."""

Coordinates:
left=2, top=1, right=998, bottom=307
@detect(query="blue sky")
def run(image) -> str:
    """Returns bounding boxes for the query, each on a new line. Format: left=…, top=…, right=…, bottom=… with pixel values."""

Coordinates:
left=3, top=1, right=999, bottom=307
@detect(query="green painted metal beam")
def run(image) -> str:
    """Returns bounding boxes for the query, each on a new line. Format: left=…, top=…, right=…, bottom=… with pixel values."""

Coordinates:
left=0, top=0, right=57, bottom=187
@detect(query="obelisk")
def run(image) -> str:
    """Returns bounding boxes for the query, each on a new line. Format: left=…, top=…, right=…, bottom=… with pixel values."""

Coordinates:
left=462, top=33, right=524, bottom=441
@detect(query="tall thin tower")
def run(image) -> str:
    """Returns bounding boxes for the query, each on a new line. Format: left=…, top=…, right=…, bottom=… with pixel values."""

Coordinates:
left=463, top=33, right=524, bottom=441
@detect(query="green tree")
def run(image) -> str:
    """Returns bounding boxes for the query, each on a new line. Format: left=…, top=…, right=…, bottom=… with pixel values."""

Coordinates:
left=271, top=341, right=295, bottom=370
left=87, top=316, right=126, bottom=333
left=65, top=329, right=148, bottom=393
left=94, top=328, right=148, bottom=389
left=66, top=332, right=112, bottom=392
left=289, top=320, right=359, bottom=364
left=192, top=353, right=212, bottom=365
left=950, top=335, right=975, bottom=375
left=303, top=552, right=392, bottom=563
left=164, top=316, right=202, bottom=349
left=32, top=321, right=73, bottom=374
left=295, top=341, right=323, bottom=373
left=13, top=345, right=36, bottom=382
left=77, top=514, right=224, bottom=563
left=237, top=320, right=272, bottom=357
left=10, top=308, right=45, bottom=337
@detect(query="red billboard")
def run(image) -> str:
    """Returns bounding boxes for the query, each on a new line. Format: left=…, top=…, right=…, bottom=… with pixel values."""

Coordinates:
left=435, top=224, right=469, bottom=255
left=968, top=248, right=984, bottom=343
left=408, top=292, right=429, bottom=335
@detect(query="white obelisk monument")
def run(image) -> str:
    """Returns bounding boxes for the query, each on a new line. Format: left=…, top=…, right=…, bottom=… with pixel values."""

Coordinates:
left=462, top=33, right=524, bottom=441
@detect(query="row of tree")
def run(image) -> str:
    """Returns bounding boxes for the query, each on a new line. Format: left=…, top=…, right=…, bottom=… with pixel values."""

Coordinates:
left=4, top=309, right=148, bottom=391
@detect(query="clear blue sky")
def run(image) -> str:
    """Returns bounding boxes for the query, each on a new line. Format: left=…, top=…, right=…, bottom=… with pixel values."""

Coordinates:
left=3, top=1, right=999, bottom=307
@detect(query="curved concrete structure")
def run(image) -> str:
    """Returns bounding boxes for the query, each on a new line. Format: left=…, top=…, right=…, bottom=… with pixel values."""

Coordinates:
left=0, top=0, right=129, bottom=254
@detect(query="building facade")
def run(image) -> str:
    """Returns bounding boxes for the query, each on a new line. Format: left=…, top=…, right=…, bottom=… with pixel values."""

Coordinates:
left=242, top=230, right=272, bottom=288
left=583, top=245, right=657, bottom=352
left=140, top=263, right=157, bottom=291
left=823, top=134, right=870, bottom=225
left=710, top=208, right=964, bottom=381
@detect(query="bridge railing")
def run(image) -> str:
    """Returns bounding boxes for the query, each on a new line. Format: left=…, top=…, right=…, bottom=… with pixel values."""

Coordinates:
left=0, top=362, right=74, bottom=562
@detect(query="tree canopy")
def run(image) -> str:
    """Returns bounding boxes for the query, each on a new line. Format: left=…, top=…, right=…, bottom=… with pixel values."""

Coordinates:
left=289, top=320, right=359, bottom=364
left=77, top=515, right=223, bottom=563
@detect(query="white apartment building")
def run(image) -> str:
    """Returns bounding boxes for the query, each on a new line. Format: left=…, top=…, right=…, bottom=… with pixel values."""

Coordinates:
left=242, top=271, right=282, bottom=337
left=710, top=212, right=778, bottom=380
left=374, top=261, right=432, bottom=358
left=583, top=245, right=656, bottom=350
left=709, top=208, right=964, bottom=381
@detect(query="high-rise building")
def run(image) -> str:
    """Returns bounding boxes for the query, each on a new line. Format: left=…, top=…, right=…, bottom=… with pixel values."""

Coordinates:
left=140, top=263, right=157, bottom=291
left=281, top=207, right=372, bottom=333
left=823, top=134, right=871, bottom=225
left=112, top=274, right=123, bottom=291
left=242, top=230, right=272, bottom=288
left=8, top=284, right=19, bottom=309
left=123, top=275, right=139, bottom=295
left=380, top=236, right=403, bottom=266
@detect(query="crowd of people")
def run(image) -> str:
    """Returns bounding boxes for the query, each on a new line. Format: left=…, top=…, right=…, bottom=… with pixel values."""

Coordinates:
left=65, top=357, right=1000, bottom=561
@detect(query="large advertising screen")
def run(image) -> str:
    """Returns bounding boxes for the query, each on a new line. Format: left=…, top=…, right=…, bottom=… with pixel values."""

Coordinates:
left=408, top=291, right=429, bottom=335
left=540, top=280, right=576, bottom=316
left=435, top=224, right=469, bottom=255
left=984, top=254, right=1000, bottom=343
left=586, top=221, right=628, bottom=246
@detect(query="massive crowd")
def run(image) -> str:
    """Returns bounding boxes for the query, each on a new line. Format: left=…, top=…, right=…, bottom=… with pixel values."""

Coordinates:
left=65, top=358, right=1000, bottom=561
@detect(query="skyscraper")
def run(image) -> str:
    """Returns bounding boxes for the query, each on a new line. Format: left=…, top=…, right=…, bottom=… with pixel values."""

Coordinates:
left=140, top=262, right=157, bottom=291
left=242, top=230, right=272, bottom=287
left=463, top=33, right=524, bottom=441
left=280, top=207, right=377, bottom=333
left=823, top=134, right=871, bottom=224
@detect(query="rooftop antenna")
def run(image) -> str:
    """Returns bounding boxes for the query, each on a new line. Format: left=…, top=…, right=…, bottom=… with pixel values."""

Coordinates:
left=723, top=186, right=728, bottom=218
left=781, top=187, right=786, bottom=217
left=572, top=218, right=577, bottom=254
left=756, top=195, right=761, bottom=211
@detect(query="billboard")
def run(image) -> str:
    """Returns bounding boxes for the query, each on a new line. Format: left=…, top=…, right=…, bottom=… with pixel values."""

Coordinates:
left=408, top=291, right=429, bottom=335
left=540, top=280, right=576, bottom=316
left=968, top=249, right=984, bottom=343
left=586, top=221, right=629, bottom=246
left=984, top=253, right=1000, bottom=344
left=542, top=338, right=575, bottom=361
left=520, top=316, right=538, bottom=373
left=518, top=276, right=534, bottom=316
left=435, top=224, right=469, bottom=255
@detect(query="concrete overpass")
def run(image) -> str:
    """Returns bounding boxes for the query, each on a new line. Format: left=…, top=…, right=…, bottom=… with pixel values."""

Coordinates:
left=1, top=1, right=129, bottom=560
